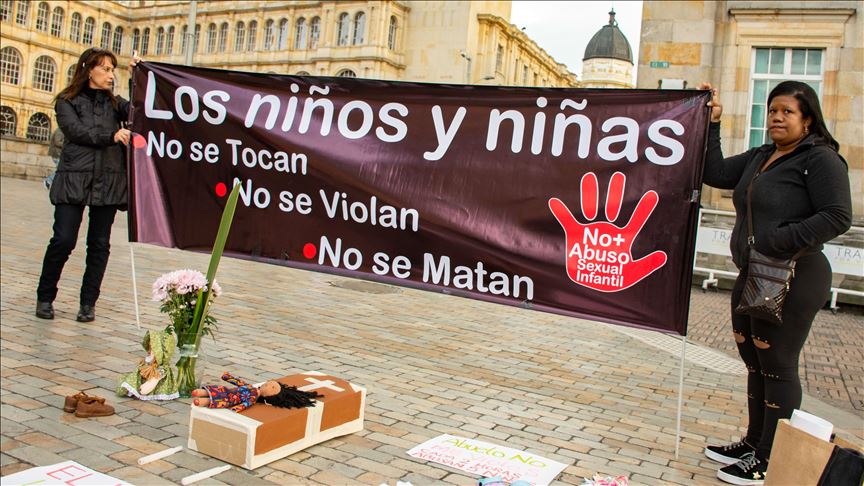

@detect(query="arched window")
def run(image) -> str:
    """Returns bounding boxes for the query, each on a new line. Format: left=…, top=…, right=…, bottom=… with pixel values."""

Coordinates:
left=180, top=25, right=187, bottom=54
left=141, top=27, right=150, bottom=55
left=337, top=69, right=356, bottom=78
left=295, top=71, right=310, bottom=76
left=206, top=23, right=216, bottom=53
left=50, top=6, right=63, bottom=37
left=263, top=19, right=274, bottom=50
left=26, top=112, right=50, bottom=141
left=192, top=23, right=200, bottom=52
left=66, top=64, right=75, bottom=86
left=234, top=21, right=245, bottom=52
left=336, top=13, right=349, bottom=46
left=69, top=12, right=80, bottom=42
left=32, top=55, right=56, bottom=92
left=165, top=25, right=174, bottom=54
left=0, top=1, right=11, bottom=22
left=246, top=20, right=257, bottom=51
left=294, top=17, right=307, bottom=49
left=352, top=12, right=365, bottom=45
left=155, top=27, right=164, bottom=55
left=112, top=26, right=123, bottom=53
left=0, top=106, right=16, bottom=136
left=388, top=16, right=397, bottom=50
left=82, top=17, right=94, bottom=45
left=100, top=21, right=111, bottom=49
left=309, top=16, right=320, bottom=49
left=218, top=22, right=228, bottom=52
left=278, top=18, right=289, bottom=49
left=15, top=0, right=28, bottom=25
left=0, top=46, right=22, bottom=84
left=35, top=1, right=48, bottom=31
left=132, top=28, right=140, bottom=54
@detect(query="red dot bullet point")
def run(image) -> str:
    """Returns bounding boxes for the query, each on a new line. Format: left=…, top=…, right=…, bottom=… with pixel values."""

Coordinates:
left=132, top=134, right=146, bottom=148
left=215, top=183, right=227, bottom=197
left=303, top=243, right=317, bottom=259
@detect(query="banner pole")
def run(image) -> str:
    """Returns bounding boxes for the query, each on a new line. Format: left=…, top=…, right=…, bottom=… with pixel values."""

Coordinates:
left=674, top=334, right=687, bottom=459
left=130, top=243, right=141, bottom=330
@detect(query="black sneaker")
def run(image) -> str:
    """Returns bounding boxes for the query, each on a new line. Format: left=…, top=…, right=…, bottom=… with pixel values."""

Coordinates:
left=705, top=438, right=756, bottom=465
left=717, top=452, right=768, bottom=485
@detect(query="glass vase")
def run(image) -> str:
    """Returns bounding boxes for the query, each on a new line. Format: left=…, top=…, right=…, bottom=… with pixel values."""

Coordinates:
left=175, top=333, right=203, bottom=398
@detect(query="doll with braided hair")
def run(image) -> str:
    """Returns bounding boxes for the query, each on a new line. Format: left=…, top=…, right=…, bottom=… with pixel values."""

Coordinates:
left=191, top=373, right=322, bottom=412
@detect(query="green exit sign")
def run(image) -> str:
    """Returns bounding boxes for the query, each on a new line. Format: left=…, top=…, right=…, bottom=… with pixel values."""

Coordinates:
left=650, top=61, right=670, bottom=68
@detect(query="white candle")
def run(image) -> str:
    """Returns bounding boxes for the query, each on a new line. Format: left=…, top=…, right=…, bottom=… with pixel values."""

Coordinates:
left=137, top=446, right=182, bottom=465
left=181, top=465, right=231, bottom=485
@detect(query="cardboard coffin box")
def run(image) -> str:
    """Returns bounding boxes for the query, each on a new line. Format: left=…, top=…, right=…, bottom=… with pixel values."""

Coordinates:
left=187, top=371, right=365, bottom=469
left=765, top=419, right=861, bottom=486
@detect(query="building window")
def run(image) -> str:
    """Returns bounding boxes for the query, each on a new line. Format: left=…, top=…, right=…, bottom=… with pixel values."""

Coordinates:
left=26, top=112, right=50, bottom=141
left=35, top=1, right=47, bottom=31
left=218, top=22, right=228, bottom=53
left=49, top=6, right=62, bottom=36
left=337, top=69, right=356, bottom=77
left=112, top=26, right=123, bottom=54
left=352, top=12, right=365, bottom=45
left=32, top=55, right=55, bottom=92
left=100, top=22, right=111, bottom=49
left=246, top=20, right=257, bottom=51
left=192, top=23, right=200, bottom=52
left=388, top=16, right=397, bottom=50
left=0, top=1, right=11, bottom=22
left=15, top=0, right=28, bottom=25
left=522, top=65, right=528, bottom=85
left=278, top=18, right=289, bottom=49
left=132, top=28, right=140, bottom=54
left=166, top=25, right=174, bottom=54
left=296, top=71, right=310, bottom=76
left=495, top=45, right=503, bottom=73
left=1, top=46, right=22, bottom=84
left=83, top=16, right=94, bottom=45
left=66, top=64, right=75, bottom=86
left=295, top=17, right=307, bottom=49
left=263, top=19, right=274, bottom=50
left=156, top=27, right=164, bottom=55
left=69, top=12, right=80, bottom=42
left=0, top=106, right=16, bottom=136
left=180, top=25, right=187, bottom=54
left=206, top=23, right=216, bottom=53
left=309, top=16, right=320, bottom=49
left=748, top=47, right=824, bottom=148
left=336, top=13, right=349, bottom=46
left=234, top=21, right=245, bottom=52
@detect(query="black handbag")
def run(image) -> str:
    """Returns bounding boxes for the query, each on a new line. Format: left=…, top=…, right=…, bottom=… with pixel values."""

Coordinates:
left=734, top=171, right=805, bottom=326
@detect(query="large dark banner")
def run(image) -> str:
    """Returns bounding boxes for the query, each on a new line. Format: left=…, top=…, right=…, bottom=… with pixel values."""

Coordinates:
left=128, top=62, right=710, bottom=335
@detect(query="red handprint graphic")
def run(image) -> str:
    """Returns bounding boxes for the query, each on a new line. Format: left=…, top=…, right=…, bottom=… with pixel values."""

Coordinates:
left=549, top=172, right=667, bottom=292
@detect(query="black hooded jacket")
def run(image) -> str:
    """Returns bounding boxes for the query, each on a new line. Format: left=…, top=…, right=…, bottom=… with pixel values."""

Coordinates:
left=50, top=86, right=130, bottom=207
left=703, top=122, right=852, bottom=269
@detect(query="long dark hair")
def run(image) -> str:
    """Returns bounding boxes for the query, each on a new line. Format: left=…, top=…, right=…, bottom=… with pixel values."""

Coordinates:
left=767, top=80, right=838, bottom=151
left=56, top=48, right=119, bottom=108
left=257, top=383, right=322, bottom=408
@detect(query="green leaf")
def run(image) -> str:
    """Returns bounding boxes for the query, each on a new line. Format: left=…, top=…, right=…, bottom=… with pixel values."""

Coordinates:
left=190, top=182, right=241, bottom=347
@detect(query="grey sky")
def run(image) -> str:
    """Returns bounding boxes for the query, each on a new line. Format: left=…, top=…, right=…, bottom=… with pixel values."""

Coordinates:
left=510, top=1, right=643, bottom=80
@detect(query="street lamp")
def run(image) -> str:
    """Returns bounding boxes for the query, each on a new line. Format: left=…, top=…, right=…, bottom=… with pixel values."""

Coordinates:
left=460, top=51, right=472, bottom=84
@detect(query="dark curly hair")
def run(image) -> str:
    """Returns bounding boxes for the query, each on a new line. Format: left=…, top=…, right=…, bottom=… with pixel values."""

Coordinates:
left=257, top=383, right=322, bottom=408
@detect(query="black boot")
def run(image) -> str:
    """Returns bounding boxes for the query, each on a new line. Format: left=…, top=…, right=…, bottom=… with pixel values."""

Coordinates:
left=76, top=305, right=95, bottom=322
left=36, top=301, right=54, bottom=319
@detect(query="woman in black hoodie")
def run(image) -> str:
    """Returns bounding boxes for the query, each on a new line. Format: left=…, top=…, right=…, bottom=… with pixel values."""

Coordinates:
left=35, top=48, right=137, bottom=323
left=699, top=81, right=852, bottom=485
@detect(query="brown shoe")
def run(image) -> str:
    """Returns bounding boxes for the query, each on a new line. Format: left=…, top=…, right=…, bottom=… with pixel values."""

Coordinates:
left=63, top=391, right=89, bottom=413
left=74, top=396, right=114, bottom=418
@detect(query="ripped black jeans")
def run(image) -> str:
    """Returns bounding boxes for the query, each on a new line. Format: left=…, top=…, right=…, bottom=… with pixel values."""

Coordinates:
left=731, top=252, right=831, bottom=460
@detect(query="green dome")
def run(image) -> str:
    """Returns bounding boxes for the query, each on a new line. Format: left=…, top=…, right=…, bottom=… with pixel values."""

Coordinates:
left=583, top=9, right=633, bottom=64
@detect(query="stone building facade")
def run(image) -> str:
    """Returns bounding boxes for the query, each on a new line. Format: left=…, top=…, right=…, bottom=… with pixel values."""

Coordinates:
left=637, top=0, right=862, bottom=222
left=581, top=9, right=635, bottom=88
left=0, top=0, right=577, bottom=180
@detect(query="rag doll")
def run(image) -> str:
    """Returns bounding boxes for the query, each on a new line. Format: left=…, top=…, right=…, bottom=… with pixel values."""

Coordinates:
left=116, top=329, right=179, bottom=400
left=191, top=372, right=321, bottom=412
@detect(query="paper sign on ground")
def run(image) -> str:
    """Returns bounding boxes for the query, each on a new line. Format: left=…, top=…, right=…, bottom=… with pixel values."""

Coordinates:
left=407, top=434, right=568, bottom=486
left=0, top=460, right=132, bottom=485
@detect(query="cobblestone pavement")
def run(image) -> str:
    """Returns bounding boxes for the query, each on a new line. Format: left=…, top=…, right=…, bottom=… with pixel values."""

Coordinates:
left=2, top=177, right=862, bottom=485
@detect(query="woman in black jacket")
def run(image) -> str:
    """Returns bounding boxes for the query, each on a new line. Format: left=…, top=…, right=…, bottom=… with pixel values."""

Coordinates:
left=700, top=81, right=852, bottom=485
left=36, top=48, right=137, bottom=323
